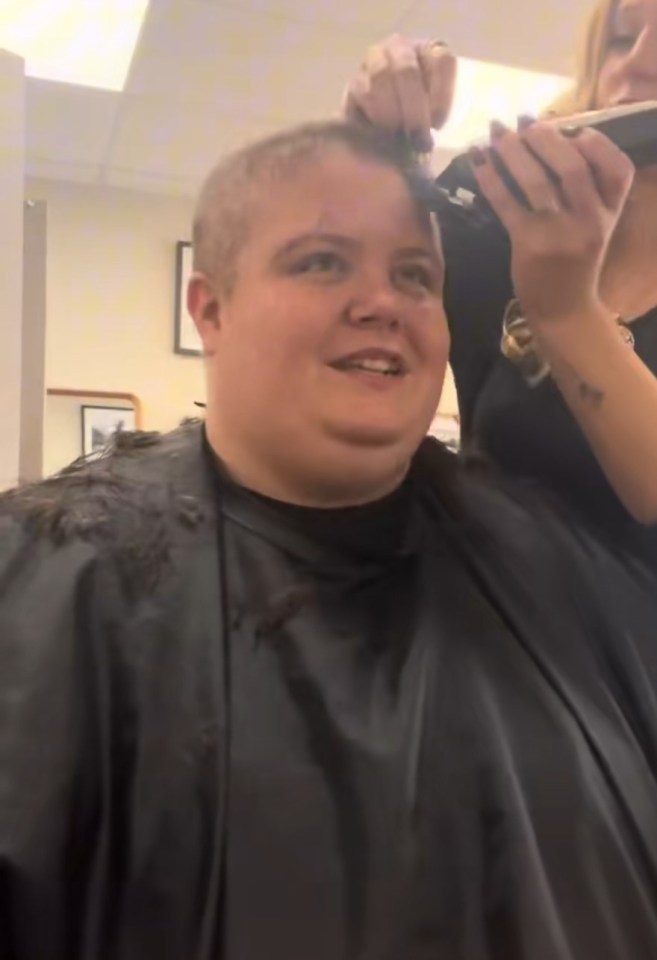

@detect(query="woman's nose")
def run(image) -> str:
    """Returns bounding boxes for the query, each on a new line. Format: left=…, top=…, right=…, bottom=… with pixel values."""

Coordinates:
left=344, top=281, right=402, bottom=329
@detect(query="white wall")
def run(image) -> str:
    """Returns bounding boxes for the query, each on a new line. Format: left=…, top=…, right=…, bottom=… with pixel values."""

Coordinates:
left=27, top=178, right=203, bottom=440
left=21, top=200, right=47, bottom=482
left=0, top=50, right=25, bottom=490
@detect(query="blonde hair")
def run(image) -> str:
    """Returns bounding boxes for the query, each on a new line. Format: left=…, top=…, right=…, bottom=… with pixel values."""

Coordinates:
left=544, top=0, right=617, bottom=117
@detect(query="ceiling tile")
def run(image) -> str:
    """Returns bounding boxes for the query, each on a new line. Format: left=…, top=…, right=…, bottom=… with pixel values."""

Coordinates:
left=234, top=23, right=385, bottom=119
left=203, top=0, right=411, bottom=30
left=124, top=1, right=378, bottom=118
left=106, top=95, right=281, bottom=182
left=126, top=1, right=308, bottom=102
left=397, top=0, right=591, bottom=74
left=25, top=79, right=120, bottom=165
left=23, top=0, right=600, bottom=197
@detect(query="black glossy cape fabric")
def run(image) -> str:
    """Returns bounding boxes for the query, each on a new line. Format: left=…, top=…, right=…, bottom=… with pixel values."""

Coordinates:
left=2, top=423, right=657, bottom=960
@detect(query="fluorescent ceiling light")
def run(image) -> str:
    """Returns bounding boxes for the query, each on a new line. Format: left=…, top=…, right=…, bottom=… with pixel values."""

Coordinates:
left=435, top=58, right=571, bottom=151
left=0, top=0, right=149, bottom=91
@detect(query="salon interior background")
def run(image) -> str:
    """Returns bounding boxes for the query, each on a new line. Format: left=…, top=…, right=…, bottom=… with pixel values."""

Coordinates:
left=1, top=0, right=593, bottom=487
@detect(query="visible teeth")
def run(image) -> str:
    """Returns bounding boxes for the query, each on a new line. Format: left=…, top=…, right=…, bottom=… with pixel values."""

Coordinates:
left=346, top=358, right=399, bottom=375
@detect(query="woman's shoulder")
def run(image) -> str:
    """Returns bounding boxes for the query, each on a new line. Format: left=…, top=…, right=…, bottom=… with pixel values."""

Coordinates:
left=0, top=421, right=212, bottom=601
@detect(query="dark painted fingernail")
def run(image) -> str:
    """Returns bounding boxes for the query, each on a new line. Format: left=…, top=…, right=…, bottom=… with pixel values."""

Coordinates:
left=562, top=124, right=583, bottom=138
left=517, top=114, right=535, bottom=131
left=469, top=145, right=487, bottom=167
left=490, top=119, right=508, bottom=140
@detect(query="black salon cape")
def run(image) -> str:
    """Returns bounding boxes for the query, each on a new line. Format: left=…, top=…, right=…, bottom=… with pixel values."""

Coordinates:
left=2, top=423, right=657, bottom=960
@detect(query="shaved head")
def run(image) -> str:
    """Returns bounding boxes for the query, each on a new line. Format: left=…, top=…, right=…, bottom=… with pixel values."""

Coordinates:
left=192, top=121, right=432, bottom=295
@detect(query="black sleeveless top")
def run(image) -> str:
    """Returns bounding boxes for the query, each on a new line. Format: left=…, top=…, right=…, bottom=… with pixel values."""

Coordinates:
left=442, top=217, right=657, bottom=566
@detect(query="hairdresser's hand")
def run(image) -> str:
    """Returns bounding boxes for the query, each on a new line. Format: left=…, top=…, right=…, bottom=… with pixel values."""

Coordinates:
left=469, top=120, right=635, bottom=325
left=342, top=36, right=457, bottom=153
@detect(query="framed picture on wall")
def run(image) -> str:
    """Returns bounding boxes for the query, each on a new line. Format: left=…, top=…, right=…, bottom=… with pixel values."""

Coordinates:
left=81, top=405, right=136, bottom=456
left=174, top=240, right=203, bottom=356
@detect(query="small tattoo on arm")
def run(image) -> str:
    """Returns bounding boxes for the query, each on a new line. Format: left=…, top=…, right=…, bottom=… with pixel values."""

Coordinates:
left=563, top=362, right=605, bottom=408
left=577, top=379, right=605, bottom=408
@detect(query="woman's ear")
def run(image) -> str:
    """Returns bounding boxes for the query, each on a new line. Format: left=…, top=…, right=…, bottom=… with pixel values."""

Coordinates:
left=187, top=272, right=221, bottom=356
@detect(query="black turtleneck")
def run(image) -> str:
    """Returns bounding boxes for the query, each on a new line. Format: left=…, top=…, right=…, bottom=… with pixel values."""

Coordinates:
left=202, top=430, right=415, bottom=560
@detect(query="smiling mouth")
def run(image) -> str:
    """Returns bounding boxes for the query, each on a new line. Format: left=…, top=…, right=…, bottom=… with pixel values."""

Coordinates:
left=329, top=354, right=407, bottom=377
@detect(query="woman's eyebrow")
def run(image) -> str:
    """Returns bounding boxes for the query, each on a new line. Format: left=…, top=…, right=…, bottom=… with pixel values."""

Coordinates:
left=273, top=232, right=357, bottom=260
left=395, top=246, right=436, bottom=259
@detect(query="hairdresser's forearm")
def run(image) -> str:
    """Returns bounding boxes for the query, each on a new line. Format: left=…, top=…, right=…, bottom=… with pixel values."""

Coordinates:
left=533, top=305, right=657, bottom=525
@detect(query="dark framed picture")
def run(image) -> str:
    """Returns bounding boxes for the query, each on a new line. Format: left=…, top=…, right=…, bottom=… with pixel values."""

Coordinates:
left=81, top=405, right=136, bottom=456
left=174, top=240, right=203, bottom=356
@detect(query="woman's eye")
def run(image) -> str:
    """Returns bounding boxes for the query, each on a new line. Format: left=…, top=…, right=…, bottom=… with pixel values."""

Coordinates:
left=397, top=264, right=436, bottom=290
left=292, top=252, right=346, bottom=275
left=609, top=31, right=638, bottom=49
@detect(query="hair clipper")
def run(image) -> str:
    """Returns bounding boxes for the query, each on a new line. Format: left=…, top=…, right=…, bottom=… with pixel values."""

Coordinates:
left=425, top=100, right=657, bottom=230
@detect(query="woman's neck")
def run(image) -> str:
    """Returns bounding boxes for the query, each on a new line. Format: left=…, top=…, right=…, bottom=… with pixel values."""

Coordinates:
left=204, top=416, right=411, bottom=509
left=602, top=169, right=657, bottom=318
left=614, top=168, right=657, bottom=246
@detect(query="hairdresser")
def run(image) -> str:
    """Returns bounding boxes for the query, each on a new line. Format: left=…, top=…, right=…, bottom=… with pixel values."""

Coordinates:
left=343, top=0, right=657, bottom=565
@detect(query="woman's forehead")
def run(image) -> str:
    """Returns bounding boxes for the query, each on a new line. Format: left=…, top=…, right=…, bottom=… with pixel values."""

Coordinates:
left=254, top=155, right=443, bottom=252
